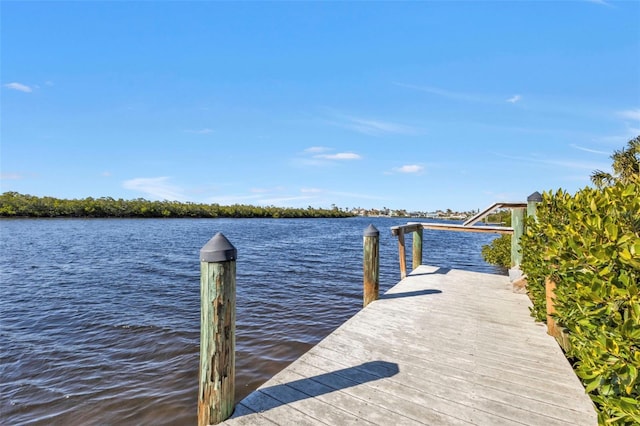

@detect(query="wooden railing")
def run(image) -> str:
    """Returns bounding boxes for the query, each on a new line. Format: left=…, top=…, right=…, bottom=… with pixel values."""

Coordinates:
left=390, top=220, right=519, bottom=279
left=390, top=193, right=544, bottom=279
left=388, top=193, right=570, bottom=349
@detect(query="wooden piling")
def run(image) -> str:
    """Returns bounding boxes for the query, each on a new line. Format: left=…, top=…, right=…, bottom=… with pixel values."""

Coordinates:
left=544, top=277, right=572, bottom=352
left=363, top=224, right=380, bottom=308
left=511, top=207, right=525, bottom=267
left=545, top=277, right=558, bottom=338
left=397, top=228, right=407, bottom=280
left=199, top=233, right=237, bottom=425
left=412, top=227, right=423, bottom=271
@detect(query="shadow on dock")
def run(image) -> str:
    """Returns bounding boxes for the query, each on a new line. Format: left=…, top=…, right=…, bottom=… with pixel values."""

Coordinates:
left=408, top=266, right=451, bottom=277
left=231, top=361, right=399, bottom=417
left=380, top=288, right=442, bottom=299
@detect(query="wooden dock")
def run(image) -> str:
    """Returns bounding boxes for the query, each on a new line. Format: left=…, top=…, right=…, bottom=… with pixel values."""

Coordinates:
left=220, top=265, right=597, bottom=425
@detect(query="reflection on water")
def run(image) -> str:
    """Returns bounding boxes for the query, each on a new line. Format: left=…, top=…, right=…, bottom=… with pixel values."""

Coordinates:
left=0, top=217, right=503, bottom=425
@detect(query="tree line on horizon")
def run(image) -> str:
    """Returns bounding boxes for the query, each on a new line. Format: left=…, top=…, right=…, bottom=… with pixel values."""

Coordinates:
left=0, top=192, right=354, bottom=219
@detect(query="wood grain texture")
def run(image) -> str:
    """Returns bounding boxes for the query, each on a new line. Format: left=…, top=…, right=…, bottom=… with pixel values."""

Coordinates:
left=393, top=223, right=513, bottom=235
left=412, top=228, right=423, bottom=271
left=199, top=261, right=236, bottom=425
left=221, top=265, right=596, bottom=426
left=363, top=233, right=379, bottom=307
left=397, top=228, right=407, bottom=280
left=390, top=223, right=421, bottom=236
left=421, top=223, right=514, bottom=234
left=511, top=208, right=525, bottom=267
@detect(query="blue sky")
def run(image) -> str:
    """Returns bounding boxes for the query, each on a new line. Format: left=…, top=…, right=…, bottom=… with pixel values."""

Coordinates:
left=2, top=1, right=639, bottom=212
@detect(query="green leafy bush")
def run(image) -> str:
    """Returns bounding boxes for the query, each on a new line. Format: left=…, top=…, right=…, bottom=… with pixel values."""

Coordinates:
left=481, top=234, right=511, bottom=268
left=520, top=180, right=640, bottom=424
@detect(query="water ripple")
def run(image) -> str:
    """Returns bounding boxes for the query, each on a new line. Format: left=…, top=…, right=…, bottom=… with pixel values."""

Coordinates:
left=0, top=217, right=504, bottom=425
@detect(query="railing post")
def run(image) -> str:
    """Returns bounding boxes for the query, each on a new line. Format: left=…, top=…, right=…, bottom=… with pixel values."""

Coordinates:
left=511, top=207, right=525, bottom=267
left=198, top=233, right=237, bottom=425
left=412, top=226, right=423, bottom=271
left=545, top=277, right=571, bottom=352
left=397, top=228, right=407, bottom=279
left=363, top=224, right=380, bottom=308
left=527, top=191, right=542, bottom=222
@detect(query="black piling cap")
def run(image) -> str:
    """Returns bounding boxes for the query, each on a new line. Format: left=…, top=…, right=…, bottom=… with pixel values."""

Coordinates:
left=363, top=224, right=380, bottom=237
left=200, top=232, right=237, bottom=263
left=527, top=191, right=542, bottom=202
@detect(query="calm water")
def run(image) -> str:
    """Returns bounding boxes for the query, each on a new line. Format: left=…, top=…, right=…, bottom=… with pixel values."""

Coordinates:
left=0, top=217, right=504, bottom=425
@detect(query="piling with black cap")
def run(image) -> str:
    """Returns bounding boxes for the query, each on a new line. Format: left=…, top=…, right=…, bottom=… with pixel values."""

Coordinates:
left=527, top=191, right=542, bottom=222
left=363, top=224, right=380, bottom=307
left=198, top=233, right=237, bottom=425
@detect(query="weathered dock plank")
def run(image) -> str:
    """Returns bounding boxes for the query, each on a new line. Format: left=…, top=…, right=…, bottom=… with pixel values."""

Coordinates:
left=221, top=265, right=596, bottom=426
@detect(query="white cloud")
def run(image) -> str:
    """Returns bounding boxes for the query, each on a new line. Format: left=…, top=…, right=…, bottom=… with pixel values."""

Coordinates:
left=4, top=82, right=33, bottom=93
left=397, top=82, right=527, bottom=106
left=185, top=128, right=213, bottom=134
left=122, top=177, right=186, bottom=201
left=0, top=173, right=23, bottom=180
left=496, top=153, right=608, bottom=171
left=593, top=124, right=640, bottom=145
left=101, top=171, right=112, bottom=177
left=305, top=146, right=330, bottom=153
left=506, top=95, right=522, bottom=104
left=294, top=146, right=362, bottom=167
left=570, top=144, right=610, bottom=155
left=394, top=164, right=424, bottom=174
left=322, top=109, right=419, bottom=136
left=618, top=109, right=640, bottom=121
left=341, top=116, right=417, bottom=136
left=315, top=152, right=361, bottom=160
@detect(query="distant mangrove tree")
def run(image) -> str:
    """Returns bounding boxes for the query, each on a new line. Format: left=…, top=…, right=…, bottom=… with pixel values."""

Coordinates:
left=0, top=192, right=354, bottom=219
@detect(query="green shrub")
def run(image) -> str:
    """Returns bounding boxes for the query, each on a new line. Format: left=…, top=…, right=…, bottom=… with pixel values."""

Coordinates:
left=521, top=180, right=640, bottom=424
left=481, top=234, right=511, bottom=268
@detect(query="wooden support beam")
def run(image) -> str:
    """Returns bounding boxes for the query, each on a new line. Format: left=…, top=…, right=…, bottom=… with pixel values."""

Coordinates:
left=545, top=277, right=571, bottom=352
left=511, top=208, right=525, bottom=267
left=390, top=223, right=421, bottom=236
left=363, top=225, right=380, bottom=307
left=412, top=227, right=423, bottom=271
left=545, top=277, right=558, bottom=339
left=421, top=223, right=514, bottom=234
left=397, top=228, right=407, bottom=280
left=199, top=233, right=237, bottom=425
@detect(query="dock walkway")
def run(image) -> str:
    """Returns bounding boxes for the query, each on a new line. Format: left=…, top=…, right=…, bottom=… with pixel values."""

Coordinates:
left=222, top=265, right=596, bottom=425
